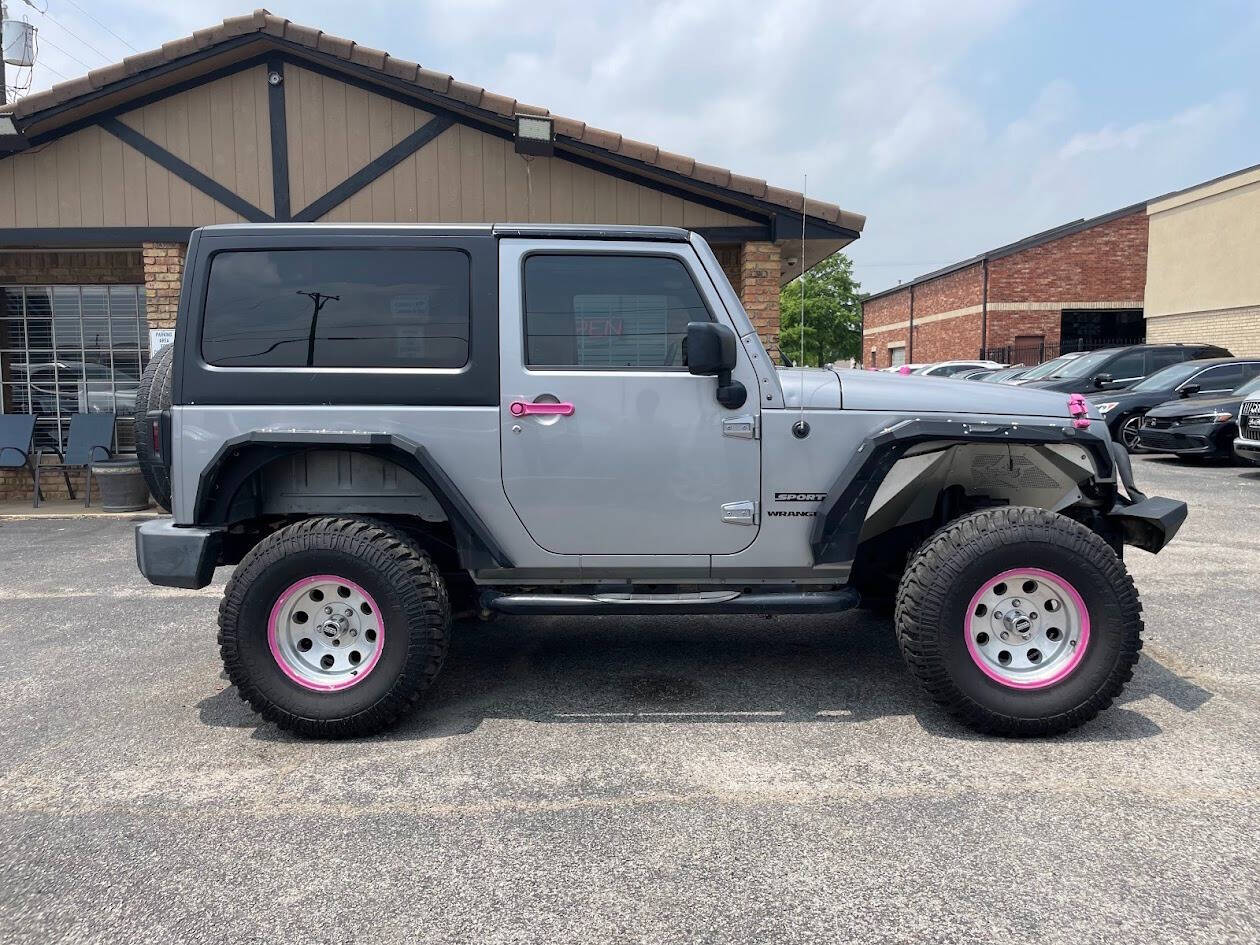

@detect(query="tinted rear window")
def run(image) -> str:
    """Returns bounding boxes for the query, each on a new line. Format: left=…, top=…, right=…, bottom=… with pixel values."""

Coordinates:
left=201, top=249, right=470, bottom=368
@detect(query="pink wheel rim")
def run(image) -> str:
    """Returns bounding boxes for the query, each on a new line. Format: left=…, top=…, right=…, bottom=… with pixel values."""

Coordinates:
left=964, top=567, right=1090, bottom=690
left=267, top=574, right=385, bottom=692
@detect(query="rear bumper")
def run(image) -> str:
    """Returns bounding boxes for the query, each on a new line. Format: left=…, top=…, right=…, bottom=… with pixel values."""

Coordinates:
left=135, top=519, right=223, bottom=589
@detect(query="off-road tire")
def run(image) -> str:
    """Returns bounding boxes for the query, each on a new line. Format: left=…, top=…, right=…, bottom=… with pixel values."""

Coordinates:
left=894, top=506, right=1142, bottom=736
left=218, top=516, right=450, bottom=738
left=133, top=343, right=174, bottom=511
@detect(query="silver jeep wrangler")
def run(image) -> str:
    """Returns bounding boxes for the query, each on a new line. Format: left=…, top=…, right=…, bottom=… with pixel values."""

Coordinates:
left=134, top=223, right=1187, bottom=738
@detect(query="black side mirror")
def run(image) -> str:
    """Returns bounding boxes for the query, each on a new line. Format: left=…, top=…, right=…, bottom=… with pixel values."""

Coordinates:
left=1093, top=373, right=1113, bottom=389
left=1179, top=383, right=1201, bottom=397
left=686, top=321, right=746, bottom=408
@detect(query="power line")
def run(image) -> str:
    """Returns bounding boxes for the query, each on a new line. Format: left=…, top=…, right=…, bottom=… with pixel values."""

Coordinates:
left=33, top=34, right=94, bottom=71
left=20, top=0, right=116, bottom=64
left=60, top=0, right=140, bottom=53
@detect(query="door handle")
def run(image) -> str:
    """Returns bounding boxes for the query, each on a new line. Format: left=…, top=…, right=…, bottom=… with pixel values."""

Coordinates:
left=510, top=401, right=575, bottom=417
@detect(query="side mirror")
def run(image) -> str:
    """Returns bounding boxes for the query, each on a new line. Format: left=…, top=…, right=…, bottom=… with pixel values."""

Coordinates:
left=1093, top=373, right=1113, bottom=389
left=686, top=321, right=746, bottom=409
left=1179, top=383, right=1201, bottom=397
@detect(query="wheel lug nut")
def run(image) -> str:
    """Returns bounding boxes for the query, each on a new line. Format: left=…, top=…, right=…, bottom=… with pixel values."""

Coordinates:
left=1000, top=631, right=1010, bottom=641
left=994, top=611, right=1003, bottom=620
left=1029, top=611, right=1038, bottom=619
left=1012, top=599, right=1021, bottom=608
left=324, top=606, right=332, bottom=614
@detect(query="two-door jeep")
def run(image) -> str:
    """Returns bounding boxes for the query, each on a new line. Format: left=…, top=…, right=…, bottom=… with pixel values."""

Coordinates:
left=134, top=223, right=1187, bottom=737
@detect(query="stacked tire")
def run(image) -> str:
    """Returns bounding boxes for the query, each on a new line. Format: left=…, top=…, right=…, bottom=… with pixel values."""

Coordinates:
left=133, top=343, right=174, bottom=512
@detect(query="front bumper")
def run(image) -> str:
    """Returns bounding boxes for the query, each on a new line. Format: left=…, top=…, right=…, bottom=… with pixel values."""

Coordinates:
left=135, top=520, right=224, bottom=589
left=1136, top=422, right=1226, bottom=456
left=1236, top=434, right=1260, bottom=464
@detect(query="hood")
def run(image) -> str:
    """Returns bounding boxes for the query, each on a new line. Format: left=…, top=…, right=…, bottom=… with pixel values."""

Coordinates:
left=833, top=369, right=1086, bottom=419
left=1147, top=393, right=1242, bottom=419
left=778, top=368, right=843, bottom=409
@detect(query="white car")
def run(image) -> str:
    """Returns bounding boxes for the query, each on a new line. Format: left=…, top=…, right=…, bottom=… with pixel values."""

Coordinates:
left=916, top=360, right=1008, bottom=378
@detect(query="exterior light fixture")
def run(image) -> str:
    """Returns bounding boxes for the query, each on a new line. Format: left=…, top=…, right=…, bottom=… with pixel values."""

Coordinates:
left=514, top=114, right=554, bottom=156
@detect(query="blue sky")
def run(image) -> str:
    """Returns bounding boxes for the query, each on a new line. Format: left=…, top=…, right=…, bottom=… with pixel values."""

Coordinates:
left=7, top=0, right=1258, bottom=292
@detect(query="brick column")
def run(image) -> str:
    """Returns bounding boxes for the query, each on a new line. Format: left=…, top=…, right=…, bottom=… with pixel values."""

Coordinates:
left=142, top=242, right=186, bottom=330
left=738, top=241, right=781, bottom=360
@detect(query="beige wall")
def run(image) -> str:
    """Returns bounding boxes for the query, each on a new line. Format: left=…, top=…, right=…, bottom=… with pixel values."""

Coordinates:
left=0, top=65, right=271, bottom=227
left=285, top=67, right=755, bottom=227
left=1145, top=165, right=1260, bottom=320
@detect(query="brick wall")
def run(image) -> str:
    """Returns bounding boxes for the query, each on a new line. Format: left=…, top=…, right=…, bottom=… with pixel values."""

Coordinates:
left=739, top=241, right=781, bottom=360
left=861, top=209, right=1149, bottom=365
left=1, top=251, right=144, bottom=502
left=1147, top=306, right=1260, bottom=356
left=142, top=242, right=187, bottom=330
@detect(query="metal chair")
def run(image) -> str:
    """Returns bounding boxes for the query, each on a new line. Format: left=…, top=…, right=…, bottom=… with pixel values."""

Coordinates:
left=0, top=415, right=40, bottom=501
left=34, top=413, right=115, bottom=507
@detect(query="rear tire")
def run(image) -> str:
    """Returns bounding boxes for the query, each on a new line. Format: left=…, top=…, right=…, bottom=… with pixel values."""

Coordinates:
left=133, top=343, right=174, bottom=511
left=218, top=517, right=450, bottom=738
left=894, top=507, right=1142, bottom=736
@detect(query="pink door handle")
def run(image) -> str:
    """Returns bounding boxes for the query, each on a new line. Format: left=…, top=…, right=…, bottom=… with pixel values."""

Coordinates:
left=510, top=400, right=575, bottom=417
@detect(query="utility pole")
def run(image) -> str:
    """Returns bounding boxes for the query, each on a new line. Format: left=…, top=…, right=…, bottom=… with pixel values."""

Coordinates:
left=297, top=290, right=340, bottom=366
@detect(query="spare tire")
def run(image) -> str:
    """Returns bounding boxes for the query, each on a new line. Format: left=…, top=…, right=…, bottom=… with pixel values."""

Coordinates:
left=133, top=343, right=174, bottom=512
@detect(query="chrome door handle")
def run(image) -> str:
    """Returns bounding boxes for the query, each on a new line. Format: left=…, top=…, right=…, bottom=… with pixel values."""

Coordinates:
left=510, top=401, right=575, bottom=417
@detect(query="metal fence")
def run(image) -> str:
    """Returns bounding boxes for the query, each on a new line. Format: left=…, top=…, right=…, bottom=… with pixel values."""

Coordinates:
left=983, top=336, right=1144, bottom=367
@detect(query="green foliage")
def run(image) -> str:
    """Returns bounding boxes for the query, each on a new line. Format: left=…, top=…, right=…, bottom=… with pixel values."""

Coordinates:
left=778, top=252, right=863, bottom=367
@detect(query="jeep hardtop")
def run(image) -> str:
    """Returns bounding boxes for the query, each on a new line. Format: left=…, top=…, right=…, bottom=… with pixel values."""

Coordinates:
left=134, top=223, right=1187, bottom=738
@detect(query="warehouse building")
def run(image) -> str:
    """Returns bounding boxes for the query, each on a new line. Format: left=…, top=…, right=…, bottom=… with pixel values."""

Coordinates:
left=0, top=9, right=864, bottom=500
left=862, top=163, right=1260, bottom=368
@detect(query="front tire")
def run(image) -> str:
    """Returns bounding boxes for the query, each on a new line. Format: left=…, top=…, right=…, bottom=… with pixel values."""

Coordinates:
left=894, top=507, right=1142, bottom=736
left=218, top=517, right=450, bottom=738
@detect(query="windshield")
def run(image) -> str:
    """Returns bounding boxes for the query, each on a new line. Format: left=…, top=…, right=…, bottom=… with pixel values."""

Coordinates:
left=1047, top=349, right=1117, bottom=379
left=1018, top=355, right=1077, bottom=380
left=1235, top=375, right=1260, bottom=398
left=1131, top=361, right=1207, bottom=392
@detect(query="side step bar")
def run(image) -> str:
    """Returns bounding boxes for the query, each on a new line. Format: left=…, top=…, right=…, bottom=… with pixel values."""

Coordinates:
left=481, top=588, right=860, bottom=616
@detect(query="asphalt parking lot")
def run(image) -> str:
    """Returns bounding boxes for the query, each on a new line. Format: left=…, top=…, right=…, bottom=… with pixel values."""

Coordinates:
left=1, top=455, right=1257, bottom=944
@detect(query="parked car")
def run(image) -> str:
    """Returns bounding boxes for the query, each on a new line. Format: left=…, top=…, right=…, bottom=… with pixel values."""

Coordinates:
left=1235, top=395, right=1260, bottom=464
left=1021, top=343, right=1232, bottom=394
left=1093, top=357, right=1260, bottom=450
left=134, top=223, right=1186, bottom=740
left=880, top=362, right=929, bottom=373
left=12, top=359, right=139, bottom=416
left=1136, top=373, right=1260, bottom=461
left=1006, top=351, right=1089, bottom=385
left=978, top=365, right=1032, bottom=384
left=955, top=368, right=996, bottom=381
left=916, top=359, right=1007, bottom=377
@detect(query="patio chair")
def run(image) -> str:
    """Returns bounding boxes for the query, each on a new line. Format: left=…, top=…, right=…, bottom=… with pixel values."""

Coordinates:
left=34, top=413, right=115, bottom=508
left=0, top=415, right=40, bottom=501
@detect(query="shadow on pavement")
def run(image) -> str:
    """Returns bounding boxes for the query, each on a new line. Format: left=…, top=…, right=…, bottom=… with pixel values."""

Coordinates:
left=197, top=610, right=1207, bottom=744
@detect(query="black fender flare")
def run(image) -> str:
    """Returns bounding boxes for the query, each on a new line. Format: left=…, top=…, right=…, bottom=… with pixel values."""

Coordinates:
left=193, top=431, right=513, bottom=569
left=809, top=418, right=1118, bottom=566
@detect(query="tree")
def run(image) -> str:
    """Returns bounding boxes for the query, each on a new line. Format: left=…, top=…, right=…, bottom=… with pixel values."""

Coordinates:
left=778, top=252, right=863, bottom=367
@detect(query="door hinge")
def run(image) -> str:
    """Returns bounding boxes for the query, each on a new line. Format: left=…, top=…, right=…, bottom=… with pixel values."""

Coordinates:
left=722, top=415, right=758, bottom=439
left=721, top=500, right=758, bottom=526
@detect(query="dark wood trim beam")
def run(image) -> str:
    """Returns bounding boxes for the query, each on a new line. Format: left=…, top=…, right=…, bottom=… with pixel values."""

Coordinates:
left=266, top=57, right=291, bottom=221
left=293, top=114, right=455, bottom=222
left=98, top=118, right=273, bottom=223
left=0, top=227, right=193, bottom=247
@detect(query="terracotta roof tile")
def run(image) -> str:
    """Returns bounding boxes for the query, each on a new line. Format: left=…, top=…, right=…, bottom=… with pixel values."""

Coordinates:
left=655, top=149, right=696, bottom=176
left=282, top=22, right=321, bottom=48
left=552, top=116, right=585, bottom=139
left=618, top=137, right=659, bottom=163
left=479, top=91, right=517, bottom=117
left=0, top=8, right=861, bottom=234
left=445, top=80, right=485, bottom=107
left=413, top=68, right=452, bottom=94
left=581, top=125, right=622, bottom=151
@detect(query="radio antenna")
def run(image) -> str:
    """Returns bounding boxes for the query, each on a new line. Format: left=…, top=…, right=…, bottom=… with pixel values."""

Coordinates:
left=792, top=173, right=810, bottom=439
